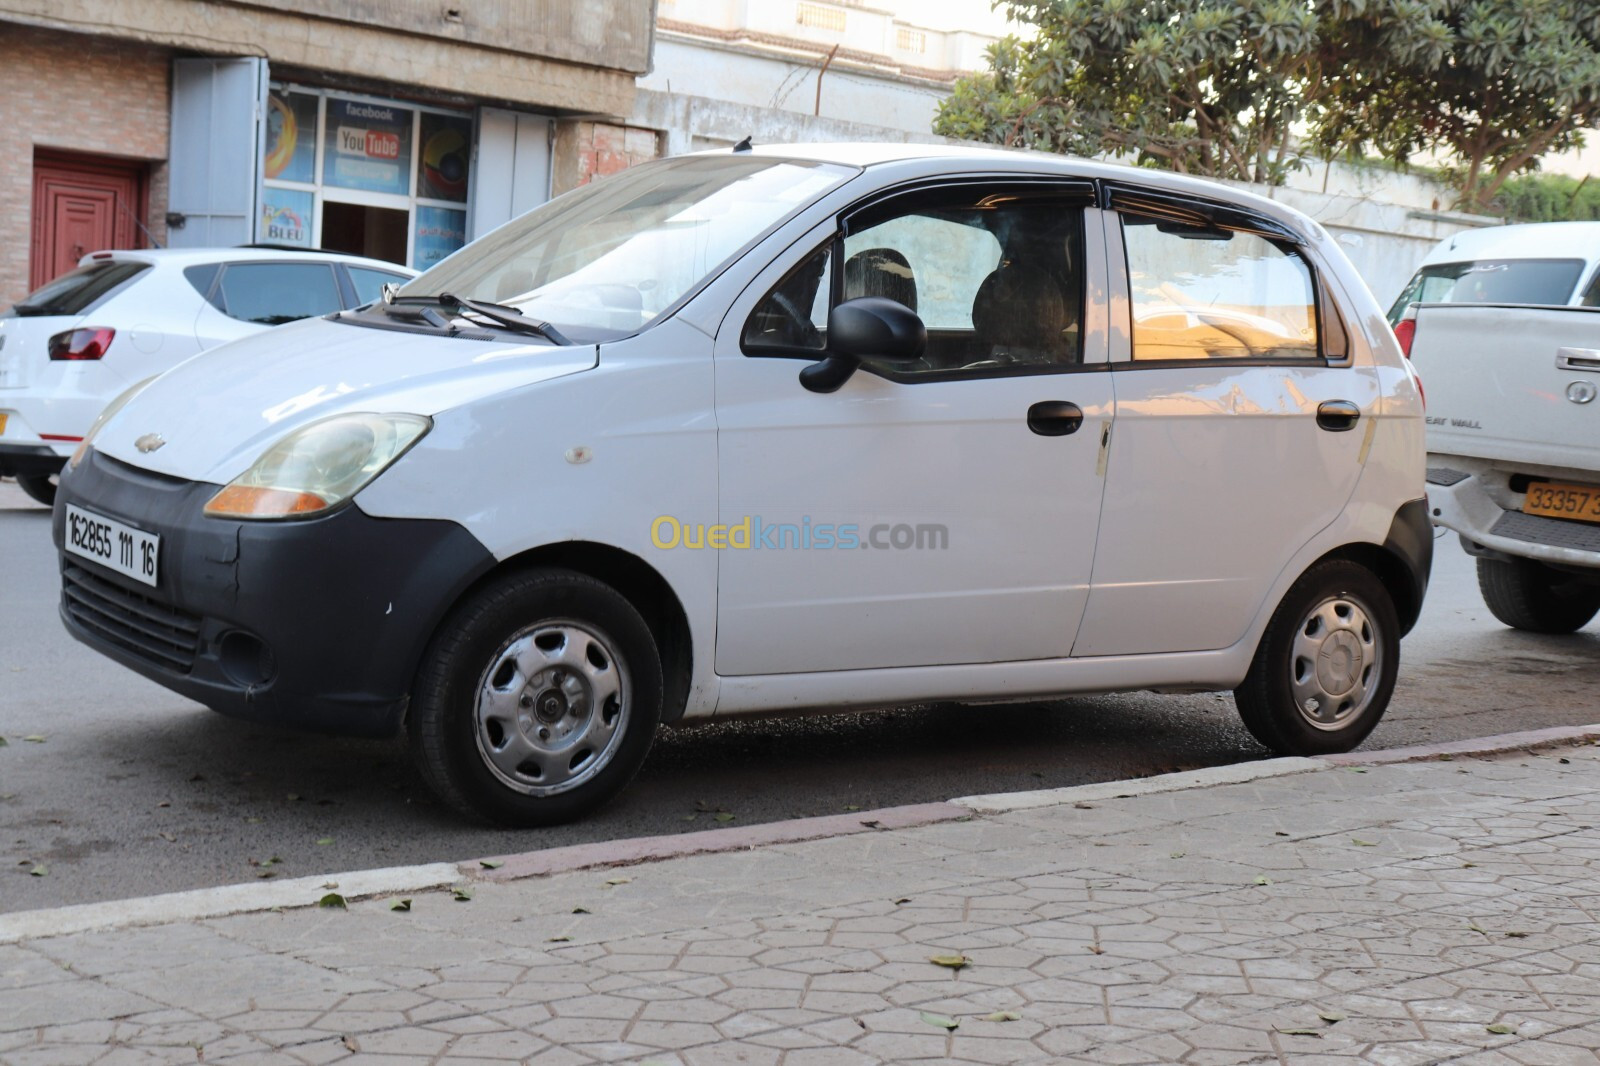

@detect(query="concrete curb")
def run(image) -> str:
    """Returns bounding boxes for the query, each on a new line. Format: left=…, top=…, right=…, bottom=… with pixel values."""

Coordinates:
left=3, top=723, right=1596, bottom=944
left=0, top=863, right=460, bottom=946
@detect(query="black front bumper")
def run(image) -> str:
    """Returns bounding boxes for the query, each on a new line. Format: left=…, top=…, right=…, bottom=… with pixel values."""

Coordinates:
left=53, top=449, right=495, bottom=737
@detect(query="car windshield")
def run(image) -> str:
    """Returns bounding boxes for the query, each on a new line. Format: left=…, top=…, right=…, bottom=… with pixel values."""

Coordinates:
left=398, top=154, right=856, bottom=341
left=1387, top=258, right=1585, bottom=323
left=4, top=261, right=150, bottom=318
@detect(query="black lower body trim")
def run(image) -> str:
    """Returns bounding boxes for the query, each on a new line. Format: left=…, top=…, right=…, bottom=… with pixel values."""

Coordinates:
left=1384, top=497, right=1433, bottom=637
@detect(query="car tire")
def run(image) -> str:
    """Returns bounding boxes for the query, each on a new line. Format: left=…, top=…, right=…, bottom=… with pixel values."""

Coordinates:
left=1477, top=557, right=1600, bottom=634
left=1233, top=560, right=1399, bottom=756
left=408, top=567, right=663, bottom=826
left=16, top=473, right=56, bottom=507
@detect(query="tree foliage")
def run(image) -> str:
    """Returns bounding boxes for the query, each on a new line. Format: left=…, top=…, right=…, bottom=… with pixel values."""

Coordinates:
left=1492, top=173, right=1600, bottom=223
left=935, top=1, right=1600, bottom=210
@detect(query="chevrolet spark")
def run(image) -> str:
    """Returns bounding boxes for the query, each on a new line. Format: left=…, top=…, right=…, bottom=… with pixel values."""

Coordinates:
left=54, top=145, right=1430, bottom=826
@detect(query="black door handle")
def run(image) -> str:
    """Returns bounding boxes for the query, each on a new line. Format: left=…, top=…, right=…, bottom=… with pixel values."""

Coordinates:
left=1028, top=400, right=1083, bottom=436
left=1316, top=400, right=1361, bottom=432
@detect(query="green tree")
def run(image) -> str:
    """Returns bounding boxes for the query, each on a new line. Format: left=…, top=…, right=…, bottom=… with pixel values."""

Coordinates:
left=937, top=1, right=1600, bottom=210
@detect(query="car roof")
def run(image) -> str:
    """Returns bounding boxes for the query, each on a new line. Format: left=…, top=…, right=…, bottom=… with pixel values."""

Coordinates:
left=78, top=247, right=419, bottom=275
left=1417, top=221, right=1600, bottom=266
left=735, top=142, right=1313, bottom=237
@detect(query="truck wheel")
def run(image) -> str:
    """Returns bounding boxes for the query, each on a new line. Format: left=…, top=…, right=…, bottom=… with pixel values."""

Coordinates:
left=1477, top=557, right=1600, bottom=634
left=16, top=474, right=56, bottom=507
left=409, top=568, right=663, bottom=826
left=1234, top=560, right=1399, bottom=756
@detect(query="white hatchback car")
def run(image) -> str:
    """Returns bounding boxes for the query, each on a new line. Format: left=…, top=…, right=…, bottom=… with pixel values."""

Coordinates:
left=53, top=145, right=1430, bottom=825
left=0, top=248, right=415, bottom=505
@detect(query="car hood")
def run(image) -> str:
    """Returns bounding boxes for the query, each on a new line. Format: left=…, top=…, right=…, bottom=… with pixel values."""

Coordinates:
left=91, top=315, right=598, bottom=484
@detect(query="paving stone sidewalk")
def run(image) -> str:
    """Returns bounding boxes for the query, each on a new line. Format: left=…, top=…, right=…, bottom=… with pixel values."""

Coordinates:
left=5, top=744, right=1600, bottom=1065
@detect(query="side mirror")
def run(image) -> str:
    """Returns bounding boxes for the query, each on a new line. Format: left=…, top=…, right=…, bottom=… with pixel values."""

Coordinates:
left=799, top=297, right=927, bottom=393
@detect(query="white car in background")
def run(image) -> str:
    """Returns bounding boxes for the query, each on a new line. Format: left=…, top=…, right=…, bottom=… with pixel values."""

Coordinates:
left=0, top=248, right=416, bottom=505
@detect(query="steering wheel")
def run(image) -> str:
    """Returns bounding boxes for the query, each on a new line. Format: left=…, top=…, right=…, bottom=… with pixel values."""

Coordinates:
left=769, top=292, right=821, bottom=348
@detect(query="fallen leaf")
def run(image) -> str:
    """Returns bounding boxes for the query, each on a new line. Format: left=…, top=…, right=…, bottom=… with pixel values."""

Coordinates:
left=1351, top=838, right=1377, bottom=847
left=1486, top=1022, right=1517, bottom=1035
left=572, top=906, right=591, bottom=914
left=928, top=954, right=970, bottom=970
left=188, top=773, right=204, bottom=782
left=286, top=793, right=301, bottom=801
left=256, top=871, right=275, bottom=880
left=844, top=805, right=861, bottom=812
left=159, top=832, right=176, bottom=843
left=860, top=820, right=882, bottom=829
left=981, top=1010, right=1021, bottom=1022
left=1318, top=1010, right=1347, bottom=1023
left=1274, top=831, right=1289, bottom=836
left=1275, top=1026, right=1322, bottom=1037
left=604, top=877, right=631, bottom=886
left=893, top=897, right=912, bottom=905
left=1504, top=931, right=1530, bottom=938
left=919, top=1011, right=960, bottom=1031
left=1087, top=944, right=1105, bottom=955
left=682, top=814, right=698, bottom=821
left=1254, top=876, right=1273, bottom=886
left=479, top=859, right=504, bottom=869
left=390, top=898, right=411, bottom=912
left=452, top=886, right=473, bottom=901
left=317, top=892, right=346, bottom=909
left=1462, top=862, right=1477, bottom=868
left=854, top=1017, right=867, bottom=1030
left=315, top=837, right=334, bottom=846
left=0, top=736, right=8, bottom=747
left=1559, top=758, right=1571, bottom=764
left=246, top=817, right=262, bottom=824
left=29, top=864, right=46, bottom=877
left=321, top=881, right=338, bottom=890
left=1468, top=921, right=1488, bottom=935
left=1170, top=852, right=1185, bottom=859
left=547, top=934, right=572, bottom=943
left=714, top=812, right=736, bottom=823
left=1074, top=802, right=1096, bottom=810
left=22, top=735, right=45, bottom=743
left=156, top=801, right=170, bottom=808
left=341, top=1036, right=358, bottom=1052
left=1347, top=767, right=1367, bottom=774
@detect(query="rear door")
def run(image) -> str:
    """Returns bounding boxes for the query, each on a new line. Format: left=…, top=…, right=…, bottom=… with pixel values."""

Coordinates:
left=1074, top=190, right=1377, bottom=657
left=1411, top=304, right=1600, bottom=472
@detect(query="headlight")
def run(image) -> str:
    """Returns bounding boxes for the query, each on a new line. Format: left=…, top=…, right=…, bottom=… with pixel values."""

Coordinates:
left=204, top=412, right=430, bottom=520
left=70, top=375, right=159, bottom=469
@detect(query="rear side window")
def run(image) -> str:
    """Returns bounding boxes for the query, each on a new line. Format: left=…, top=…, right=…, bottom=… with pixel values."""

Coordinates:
left=1122, top=217, right=1318, bottom=361
left=1389, top=259, right=1585, bottom=321
left=214, top=263, right=343, bottom=325
left=4, top=262, right=150, bottom=318
left=348, top=267, right=411, bottom=307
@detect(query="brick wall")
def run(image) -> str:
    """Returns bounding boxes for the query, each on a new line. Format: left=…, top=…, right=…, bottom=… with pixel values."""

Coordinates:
left=551, top=120, right=661, bottom=196
left=0, top=23, right=171, bottom=306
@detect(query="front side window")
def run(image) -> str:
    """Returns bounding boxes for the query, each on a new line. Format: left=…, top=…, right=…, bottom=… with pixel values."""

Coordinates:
left=1388, top=258, right=1586, bottom=322
left=744, top=187, right=1087, bottom=378
left=348, top=266, right=411, bottom=307
left=402, top=155, right=855, bottom=341
left=216, top=263, right=343, bottom=325
left=1123, top=217, right=1318, bottom=361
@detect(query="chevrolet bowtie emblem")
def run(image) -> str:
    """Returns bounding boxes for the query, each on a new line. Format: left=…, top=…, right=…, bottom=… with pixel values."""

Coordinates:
left=134, top=433, right=166, bottom=453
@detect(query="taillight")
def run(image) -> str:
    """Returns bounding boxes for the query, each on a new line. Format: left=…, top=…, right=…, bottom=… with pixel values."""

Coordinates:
left=1392, top=311, right=1416, bottom=358
left=47, top=327, right=114, bottom=361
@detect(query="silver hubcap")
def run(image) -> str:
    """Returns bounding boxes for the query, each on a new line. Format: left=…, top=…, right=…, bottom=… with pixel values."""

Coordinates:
left=474, top=620, right=630, bottom=796
left=1290, top=595, right=1381, bottom=731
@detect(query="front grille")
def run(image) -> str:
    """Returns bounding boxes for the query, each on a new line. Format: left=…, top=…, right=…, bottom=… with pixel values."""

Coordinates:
left=1490, top=510, right=1600, bottom=554
left=61, top=563, right=202, bottom=673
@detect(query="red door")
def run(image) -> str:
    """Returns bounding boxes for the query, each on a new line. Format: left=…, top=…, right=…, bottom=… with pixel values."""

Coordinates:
left=30, top=151, right=146, bottom=290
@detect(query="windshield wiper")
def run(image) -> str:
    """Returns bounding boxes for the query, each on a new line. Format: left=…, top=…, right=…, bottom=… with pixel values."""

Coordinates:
left=436, top=293, right=573, bottom=346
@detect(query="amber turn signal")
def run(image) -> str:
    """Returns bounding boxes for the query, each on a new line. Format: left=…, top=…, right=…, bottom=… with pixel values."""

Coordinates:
left=204, top=485, right=329, bottom=518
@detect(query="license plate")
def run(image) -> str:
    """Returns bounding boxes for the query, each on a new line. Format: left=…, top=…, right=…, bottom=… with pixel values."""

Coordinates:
left=64, top=504, right=160, bottom=587
left=1523, top=481, right=1600, bottom=526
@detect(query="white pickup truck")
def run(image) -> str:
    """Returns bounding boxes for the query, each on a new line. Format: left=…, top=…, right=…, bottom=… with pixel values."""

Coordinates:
left=1397, top=225, right=1600, bottom=633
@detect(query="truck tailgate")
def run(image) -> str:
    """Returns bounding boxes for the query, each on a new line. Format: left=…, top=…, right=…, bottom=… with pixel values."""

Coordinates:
left=1409, top=303, right=1600, bottom=471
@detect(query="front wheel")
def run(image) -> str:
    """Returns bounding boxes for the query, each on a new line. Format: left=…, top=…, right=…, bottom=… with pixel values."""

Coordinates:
left=1234, top=560, right=1399, bottom=756
left=1477, top=557, right=1600, bottom=634
left=408, top=568, right=663, bottom=826
left=16, top=473, right=57, bottom=507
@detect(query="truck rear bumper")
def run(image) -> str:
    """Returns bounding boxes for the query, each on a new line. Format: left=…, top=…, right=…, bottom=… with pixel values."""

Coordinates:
left=1428, top=458, right=1600, bottom=570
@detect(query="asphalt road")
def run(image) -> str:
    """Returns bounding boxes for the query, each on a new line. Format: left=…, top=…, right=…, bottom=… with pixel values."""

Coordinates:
left=2, top=480, right=1596, bottom=912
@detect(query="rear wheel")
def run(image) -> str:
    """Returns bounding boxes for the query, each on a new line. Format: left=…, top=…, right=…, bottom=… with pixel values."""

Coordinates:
left=408, top=568, right=663, bottom=826
left=1477, top=557, right=1600, bottom=634
left=1234, top=560, right=1399, bottom=756
left=16, top=474, right=56, bottom=507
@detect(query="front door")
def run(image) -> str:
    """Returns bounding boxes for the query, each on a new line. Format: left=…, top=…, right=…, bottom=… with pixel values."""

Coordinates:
left=713, top=183, right=1114, bottom=676
left=1072, top=202, right=1377, bottom=657
left=30, top=151, right=145, bottom=290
